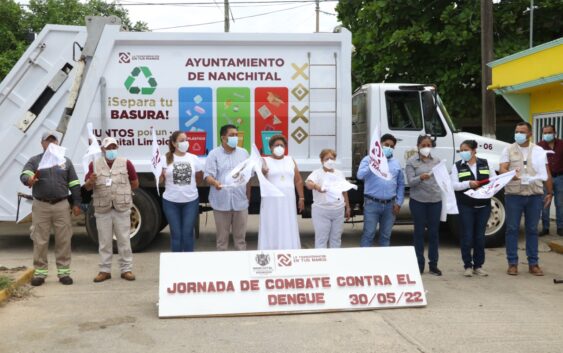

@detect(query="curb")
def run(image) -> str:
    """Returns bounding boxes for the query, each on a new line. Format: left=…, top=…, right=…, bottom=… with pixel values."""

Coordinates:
left=0, top=268, right=34, bottom=303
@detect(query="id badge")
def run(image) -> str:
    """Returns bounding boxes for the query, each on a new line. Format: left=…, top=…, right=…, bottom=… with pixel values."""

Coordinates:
left=105, top=178, right=112, bottom=186
left=520, top=175, right=530, bottom=185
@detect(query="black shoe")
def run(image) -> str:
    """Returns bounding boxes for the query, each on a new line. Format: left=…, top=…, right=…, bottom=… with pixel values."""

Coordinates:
left=558, top=228, right=563, bottom=236
left=539, top=229, right=549, bottom=236
left=429, top=267, right=442, bottom=276
left=30, top=276, right=45, bottom=286
left=59, top=276, right=73, bottom=285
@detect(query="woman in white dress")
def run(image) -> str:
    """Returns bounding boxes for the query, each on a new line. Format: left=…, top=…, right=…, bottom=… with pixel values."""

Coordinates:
left=258, top=135, right=304, bottom=250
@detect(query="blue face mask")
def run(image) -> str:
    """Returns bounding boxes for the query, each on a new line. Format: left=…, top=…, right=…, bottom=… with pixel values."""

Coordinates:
left=543, top=134, right=554, bottom=142
left=105, top=150, right=118, bottom=161
left=460, top=151, right=472, bottom=162
left=514, top=133, right=528, bottom=145
left=383, top=146, right=394, bottom=158
left=226, top=136, right=238, bottom=148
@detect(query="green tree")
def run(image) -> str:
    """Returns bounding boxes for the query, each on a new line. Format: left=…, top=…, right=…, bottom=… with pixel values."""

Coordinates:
left=0, top=0, right=148, bottom=81
left=336, top=0, right=563, bottom=126
left=0, top=0, right=28, bottom=80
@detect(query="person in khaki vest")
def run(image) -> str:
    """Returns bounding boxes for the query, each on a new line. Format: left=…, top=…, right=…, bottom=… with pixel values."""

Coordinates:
left=499, top=122, right=553, bottom=276
left=84, top=137, right=139, bottom=282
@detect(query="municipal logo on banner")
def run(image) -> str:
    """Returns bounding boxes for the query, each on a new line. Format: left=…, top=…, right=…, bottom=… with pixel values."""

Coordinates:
left=250, top=253, right=275, bottom=276
left=124, top=66, right=158, bottom=95
left=277, top=254, right=293, bottom=267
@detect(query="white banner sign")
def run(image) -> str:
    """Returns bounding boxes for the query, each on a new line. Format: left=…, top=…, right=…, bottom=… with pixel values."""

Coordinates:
left=159, top=247, right=426, bottom=318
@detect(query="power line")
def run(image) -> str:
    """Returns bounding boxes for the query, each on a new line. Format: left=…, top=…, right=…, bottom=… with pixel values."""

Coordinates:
left=19, top=0, right=337, bottom=6
left=151, top=2, right=312, bottom=30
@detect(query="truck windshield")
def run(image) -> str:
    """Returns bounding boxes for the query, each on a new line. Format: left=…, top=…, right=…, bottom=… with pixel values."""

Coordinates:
left=437, top=95, right=458, bottom=132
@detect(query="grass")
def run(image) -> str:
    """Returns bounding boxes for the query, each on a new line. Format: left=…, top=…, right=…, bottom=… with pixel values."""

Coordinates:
left=0, top=276, right=14, bottom=290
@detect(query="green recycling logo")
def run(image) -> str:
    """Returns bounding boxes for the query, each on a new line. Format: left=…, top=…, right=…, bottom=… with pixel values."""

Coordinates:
left=124, top=66, right=157, bottom=95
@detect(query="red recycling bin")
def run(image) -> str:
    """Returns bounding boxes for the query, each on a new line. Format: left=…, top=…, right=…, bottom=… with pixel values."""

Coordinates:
left=186, top=131, right=207, bottom=156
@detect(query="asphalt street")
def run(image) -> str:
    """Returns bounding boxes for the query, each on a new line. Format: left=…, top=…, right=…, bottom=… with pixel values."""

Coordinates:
left=1, top=215, right=562, bottom=353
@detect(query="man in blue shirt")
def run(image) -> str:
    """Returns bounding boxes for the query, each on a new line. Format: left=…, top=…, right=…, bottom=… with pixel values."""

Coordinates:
left=357, top=133, right=405, bottom=247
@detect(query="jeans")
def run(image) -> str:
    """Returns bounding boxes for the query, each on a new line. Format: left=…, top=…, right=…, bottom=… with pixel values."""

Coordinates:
left=542, top=175, right=563, bottom=230
left=162, top=198, right=199, bottom=252
left=505, top=194, right=542, bottom=266
left=360, top=199, right=395, bottom=247
left=409, top=198, right=441, bottom=272
left=458, top=203, right=491, bottom=269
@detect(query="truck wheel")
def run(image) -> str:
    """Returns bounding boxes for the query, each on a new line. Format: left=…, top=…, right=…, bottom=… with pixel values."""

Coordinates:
left=85, top=188, right=162, bottom=252
left=447, top=192, right=506, bottom=248
left=484, top=193, right=506, bottom=248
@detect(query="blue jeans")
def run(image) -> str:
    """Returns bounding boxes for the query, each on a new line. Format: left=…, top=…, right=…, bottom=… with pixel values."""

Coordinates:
left=542, top=175, right=563, bottom=230
left=409, top=198, right=441, bottom=272
left=360, top=199, right=395, bottom=247
left=458, top=203, right=491, bottom=269
left=505, top=194, right=542, bottom=266
left=162, top=198, right=199, bottom=252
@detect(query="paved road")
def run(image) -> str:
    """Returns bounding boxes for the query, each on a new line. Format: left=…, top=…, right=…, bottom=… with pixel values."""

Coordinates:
left=1, top=216, right=562, bottom=353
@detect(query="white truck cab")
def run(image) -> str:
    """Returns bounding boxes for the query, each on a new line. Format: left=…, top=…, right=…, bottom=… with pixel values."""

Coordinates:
left=350, top=84, right=510, bottom=247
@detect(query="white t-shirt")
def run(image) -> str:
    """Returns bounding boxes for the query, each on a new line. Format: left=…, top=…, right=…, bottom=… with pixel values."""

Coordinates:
left=500, top=144, right=548, bottom=181
left=162, top=153, right=203, bottom=203
left=306, top=168, right=346, bottom=210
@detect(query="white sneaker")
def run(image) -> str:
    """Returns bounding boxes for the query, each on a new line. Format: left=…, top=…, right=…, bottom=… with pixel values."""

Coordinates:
left=473, top=268, right=488, bottom=277
left=464, top=268, right=473, bottom=277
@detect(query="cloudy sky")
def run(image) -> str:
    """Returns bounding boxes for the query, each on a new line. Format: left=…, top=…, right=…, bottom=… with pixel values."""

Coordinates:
left=118, top=0, right=340, bottom=33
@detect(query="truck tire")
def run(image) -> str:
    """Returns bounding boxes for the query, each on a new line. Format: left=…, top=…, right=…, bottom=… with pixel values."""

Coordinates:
left=85, top=188, right=162, bottom=252
left=447, top=191, right=506, bottom=248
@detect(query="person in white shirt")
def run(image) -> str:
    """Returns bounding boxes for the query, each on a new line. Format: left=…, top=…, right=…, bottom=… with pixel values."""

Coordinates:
left=450, top=140, right=496, bottom=277
left=306, top=149, right=351, bottom=248
left=160, top=131, right=203, bottom=252
left=499, top=122, right=552, bottom=276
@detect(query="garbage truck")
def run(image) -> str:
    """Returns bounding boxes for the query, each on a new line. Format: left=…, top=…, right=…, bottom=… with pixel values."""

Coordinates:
left=0, top=17, right=509, bottom=251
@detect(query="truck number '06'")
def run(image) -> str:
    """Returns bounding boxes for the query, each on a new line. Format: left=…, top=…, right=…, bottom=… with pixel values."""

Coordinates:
left=482, top=143, right=493, bottom=150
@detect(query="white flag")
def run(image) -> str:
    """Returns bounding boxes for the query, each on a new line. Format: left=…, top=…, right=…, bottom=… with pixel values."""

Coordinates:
left=82, top=123, right=102, bottom=173
left=322, top=178, right=358, bottom=203
left=368, top=125, right=391, bottom=180
left=432, top=160, right=459, bottom=221
left=251, top=145, right=284, bottom=197
left=150, top=127, right=163, bottom=195
left=38, top=143, right=67, bottom=170
left=464, top=170, right=516, bottom=199
left=222, top=144, right=283, bottom=197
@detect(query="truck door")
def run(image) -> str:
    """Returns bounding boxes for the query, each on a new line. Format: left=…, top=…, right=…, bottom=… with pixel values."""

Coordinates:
left=381, top=90, right=425, bottom=170
left=421, top=90, right=455, bottom=167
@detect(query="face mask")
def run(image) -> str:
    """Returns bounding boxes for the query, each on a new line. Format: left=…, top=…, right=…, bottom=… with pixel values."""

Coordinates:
left=227, top=136, right=238, bottom=148
left=460, top=151, right=472, bottom=162
left=419, top=147, right=432, bottom=157
left=383, top=146, right=394, bottom=158
left=177, top=141, right=189, bottom=153
left=323, top=159, right=336, bottom=169
left=514, top=133, right=527, bottom=145
left=272, top=146, right=285, bottom=157
left=543, top=134, right=554, bottom=142
left=105, top=150, right=118, bottom=161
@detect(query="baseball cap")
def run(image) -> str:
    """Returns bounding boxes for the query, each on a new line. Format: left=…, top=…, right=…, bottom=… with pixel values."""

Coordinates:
left=102, top=137, right=119, bottom=148
left=41, top=131, right=60, bottom=141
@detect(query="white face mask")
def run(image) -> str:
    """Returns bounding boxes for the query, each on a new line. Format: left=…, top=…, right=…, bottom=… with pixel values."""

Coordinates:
left=177, top=141, right=189, bottom=153
left=323, top=159, right=336, bottom=170
left=272, top=145, right=285, bottom=157
left=419, top=147, right=432, bottom=157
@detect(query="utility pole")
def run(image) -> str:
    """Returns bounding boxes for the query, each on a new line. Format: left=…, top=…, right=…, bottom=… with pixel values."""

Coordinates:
left=224, top=0, right=230, bottom=33
left=315, top=0, right=320, bottom=33
left=481, top=0, right=495, bottom=138
left=529, top=0, right=534, bottom=48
